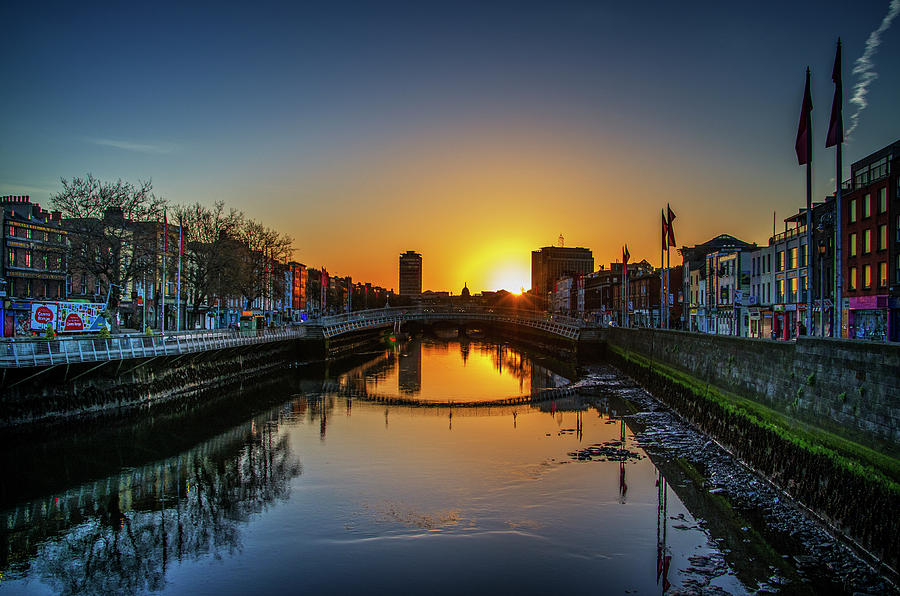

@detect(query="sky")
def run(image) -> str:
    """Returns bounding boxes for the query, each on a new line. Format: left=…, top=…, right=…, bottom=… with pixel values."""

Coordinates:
left=2, top=1, right=899, bottom=294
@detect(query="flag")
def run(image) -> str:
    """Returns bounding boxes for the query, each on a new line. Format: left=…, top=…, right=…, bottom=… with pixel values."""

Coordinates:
left=666, top=204, right=676, bottom=247
left=795, top=68, right=813, bottom=165
left=178, top=223, right=184, bottom=256
left=163, top=211, right=168, bottom=252
left=662, top=210, right=668, bottom=251
left=623, top=244, right=630, bottom=263
left=826, top=39, right=843, bottom=148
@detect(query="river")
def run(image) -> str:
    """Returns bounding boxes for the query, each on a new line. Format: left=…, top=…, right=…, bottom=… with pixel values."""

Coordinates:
left=0, top=337, right=823, bottom=594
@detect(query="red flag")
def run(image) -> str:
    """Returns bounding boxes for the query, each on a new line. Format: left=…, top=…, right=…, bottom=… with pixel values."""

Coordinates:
left=666, top=204, right=676, bottom=247
left=795, top=68, right=813, bottom=165
left=178, top=224, right=184, bottom=256
left=661, top=209, right=668, bottom=251
left=623, top=244, right=630, bottom=263
left=826, top=39, right=843, bottom=148
left=163, top=211, right=168, bottom=252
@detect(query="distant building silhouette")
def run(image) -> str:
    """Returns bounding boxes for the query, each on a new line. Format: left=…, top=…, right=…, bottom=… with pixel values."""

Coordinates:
left=399, top=250, right=422, bottom=297
left=531, top=246, right=593, bottom=297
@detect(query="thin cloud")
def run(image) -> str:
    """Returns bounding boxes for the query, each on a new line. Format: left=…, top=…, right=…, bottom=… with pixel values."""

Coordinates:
left=846, top=0, right=900, bottom=138
left=89, top=137, right=179, bottom=154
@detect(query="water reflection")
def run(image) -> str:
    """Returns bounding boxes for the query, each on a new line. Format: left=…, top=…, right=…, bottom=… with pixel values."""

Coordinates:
left=336, top=337, right=572, bottom=403
left=2, top=411, right=300, bottom=595
left=2, top=342, right=799, bottom=595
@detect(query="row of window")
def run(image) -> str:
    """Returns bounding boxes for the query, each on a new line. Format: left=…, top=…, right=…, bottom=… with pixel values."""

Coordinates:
left=775, top=245, right=807, bottom=272
left=848, top=187, right=888, bottom=223
left=847, top=261, right=892, bottom=290
left=7, top=279, right=65, bottom=299
left=848, top=224, right=891, bottom=255
left=5, top=225, right=65, bottom=244
left=6, top=248, right=64, bottom=270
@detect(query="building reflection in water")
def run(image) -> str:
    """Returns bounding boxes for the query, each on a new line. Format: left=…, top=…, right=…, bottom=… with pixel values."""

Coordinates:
left=398, top=339, right=422, bottom=394
left=337, top=337, right=572, bottom=402
left=2, top=410, right=301, bottom=595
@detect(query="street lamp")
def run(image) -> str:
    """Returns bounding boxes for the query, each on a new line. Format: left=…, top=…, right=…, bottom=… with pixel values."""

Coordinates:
left=818, top=239, right=826, bottom=337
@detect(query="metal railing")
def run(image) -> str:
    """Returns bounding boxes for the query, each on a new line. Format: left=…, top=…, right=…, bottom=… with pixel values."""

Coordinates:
left=0, top=327, right=308, bottom=368
left=317, top=306, right=587, bottom=340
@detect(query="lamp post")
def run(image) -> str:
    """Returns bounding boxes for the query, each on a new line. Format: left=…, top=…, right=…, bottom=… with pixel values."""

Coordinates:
left=818, top=239, right=826, bottom=337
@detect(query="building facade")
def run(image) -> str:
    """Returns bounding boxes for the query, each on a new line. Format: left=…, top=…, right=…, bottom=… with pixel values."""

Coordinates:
left=842, top=139, right=900, bottom=342
left=531, top=246, right=593, bottom=300
left=1, top=196, right=68, bottom=336
left=399, top=250, right=422, bottom=297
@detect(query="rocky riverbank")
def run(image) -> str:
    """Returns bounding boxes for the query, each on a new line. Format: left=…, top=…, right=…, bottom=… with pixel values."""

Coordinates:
left=575, top=364, right=898, bottom=595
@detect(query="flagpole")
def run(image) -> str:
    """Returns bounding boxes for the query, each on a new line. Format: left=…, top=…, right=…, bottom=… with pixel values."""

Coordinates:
left=161, top=213, right=167, bottom=333
left=176, top=222, right=183, bottom=332
left=661, top=211, right=665, bottom=329
left=829, top=38, right=843, bottom=338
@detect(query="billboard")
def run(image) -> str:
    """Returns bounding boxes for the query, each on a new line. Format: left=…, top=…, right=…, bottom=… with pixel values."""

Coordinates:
left=30, top=303, right=58, bottom=330
left=58, top=302, right=107, bottom=333
left=29, top=302, right=107, bottom=333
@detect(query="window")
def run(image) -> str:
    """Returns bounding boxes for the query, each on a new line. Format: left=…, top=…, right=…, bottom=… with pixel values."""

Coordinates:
left=849, top=266, right=857, bottom=290
left=878, top=187, right=887, bottom=213
left=801, top=244, right=807, bottom=267
left=789, top=247, right=798, bottom=269
left=896, top=215, right=900, bottom=242
left=863, top=229, right=871, bottom=253
left=778, top=279, right=785, bottom=301
left=24, top=251, right=32, bottom=267
left=6, top=249, right=13, bottom=267
left=897, top=255, right=900, bottom=284
left=878, top=224, right=887, bottom=250
left=24, top=228, right=32, bottom=239
left=878, top=262, right=887, bottom=288
left=849, top=198, right=857, bottom=223
left=777, top=251, right=784, bottom=271
left=849, top=232, right=857, bottom=256
left=790, top=278, right=798, bottom=302
left=767, top=254, right=772, bottom=272
left=863, top=264, right=871, bottom=288
left=863, top=194, right=871, bottom=218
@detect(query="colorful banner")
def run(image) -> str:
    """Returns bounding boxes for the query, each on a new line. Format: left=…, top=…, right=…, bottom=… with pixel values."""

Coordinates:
left=58, top=302, right=107, bottom=333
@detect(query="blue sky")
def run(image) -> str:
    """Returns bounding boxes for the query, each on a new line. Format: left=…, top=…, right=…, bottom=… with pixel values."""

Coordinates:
left=2, top=1, right=898, bottom=291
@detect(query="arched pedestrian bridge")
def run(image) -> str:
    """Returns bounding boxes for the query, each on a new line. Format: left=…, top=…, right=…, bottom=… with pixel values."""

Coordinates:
left=315, top=306, right=590, bottom=340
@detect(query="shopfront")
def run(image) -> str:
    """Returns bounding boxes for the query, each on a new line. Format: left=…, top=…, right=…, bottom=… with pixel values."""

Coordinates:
left=848, top=295, right=889, bottom=342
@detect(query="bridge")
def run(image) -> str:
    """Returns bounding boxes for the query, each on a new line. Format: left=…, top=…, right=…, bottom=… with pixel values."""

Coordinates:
left=0, top=306, right=593, bottom=369
left=317, top=306, right=588, bottom=340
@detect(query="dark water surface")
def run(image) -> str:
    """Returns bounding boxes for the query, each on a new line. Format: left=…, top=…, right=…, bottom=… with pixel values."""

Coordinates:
left=1, top=338, right=793, bottom=595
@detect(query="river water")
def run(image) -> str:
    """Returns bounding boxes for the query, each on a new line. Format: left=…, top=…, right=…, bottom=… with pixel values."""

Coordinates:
left=1, top=337, right=802, bottom=595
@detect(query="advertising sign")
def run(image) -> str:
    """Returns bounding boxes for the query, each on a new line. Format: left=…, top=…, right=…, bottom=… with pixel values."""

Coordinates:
left=30, top=303, right=58, bottom=330
left=58, top=302, right=107, bottom=333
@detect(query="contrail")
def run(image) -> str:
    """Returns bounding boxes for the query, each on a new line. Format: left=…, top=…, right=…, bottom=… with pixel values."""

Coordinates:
left=846, top=0, right=900, bottom=138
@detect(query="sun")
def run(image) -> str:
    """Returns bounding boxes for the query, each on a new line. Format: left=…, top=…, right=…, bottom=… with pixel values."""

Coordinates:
left=488, top=265, right=529, bottom=294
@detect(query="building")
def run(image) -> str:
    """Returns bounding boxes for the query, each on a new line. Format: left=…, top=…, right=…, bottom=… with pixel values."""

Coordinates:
left=531, top=246, right=594, bottom=301
left=583, top=264, right=623, bottom=325
left=680, top=235, right=755, bottom=333
left=399, top=250, right=422, bottom=297
left=748, top=244, right=776, bottom=338
left=1, top=196, right=68, bottom=336
left=842, top=139, right=900, bottom=342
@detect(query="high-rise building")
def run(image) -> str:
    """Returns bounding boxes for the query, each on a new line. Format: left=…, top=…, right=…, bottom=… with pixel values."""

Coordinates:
left=399, top=250, right=422, bottom=296
left=531, top=246, right=593, bottom=297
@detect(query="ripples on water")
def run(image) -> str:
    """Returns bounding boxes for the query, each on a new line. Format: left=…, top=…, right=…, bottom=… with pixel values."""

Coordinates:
left=0, top=338, right=791, bottom=595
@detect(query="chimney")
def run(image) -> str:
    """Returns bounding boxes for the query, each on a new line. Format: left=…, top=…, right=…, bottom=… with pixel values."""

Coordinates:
left=52, top=210, right=61, bottom=223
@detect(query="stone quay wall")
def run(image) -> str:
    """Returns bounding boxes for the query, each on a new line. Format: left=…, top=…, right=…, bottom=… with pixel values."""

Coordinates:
left=0, top=338, right=324, bottom=429
left=591, top=328, right=900, bottom=453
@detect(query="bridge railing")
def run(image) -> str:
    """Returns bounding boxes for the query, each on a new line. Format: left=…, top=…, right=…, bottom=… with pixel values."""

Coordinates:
left=0, top=327, right=307, bottom=368
left=319, top=306, right=587, bottom=328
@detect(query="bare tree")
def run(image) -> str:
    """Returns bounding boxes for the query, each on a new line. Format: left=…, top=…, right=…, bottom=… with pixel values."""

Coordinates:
left=52, top=174, right=166, bottom=328
left=233, top=219, right=293, bottom=311
left=170, top=202, right=244, bottom=327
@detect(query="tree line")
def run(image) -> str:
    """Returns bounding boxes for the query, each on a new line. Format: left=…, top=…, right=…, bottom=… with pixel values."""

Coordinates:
left=52, top=174, right=293, bottom=322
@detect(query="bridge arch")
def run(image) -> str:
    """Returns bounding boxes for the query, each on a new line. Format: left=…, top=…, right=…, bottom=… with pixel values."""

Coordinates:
left=315, top=306, right=586, bottom=340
